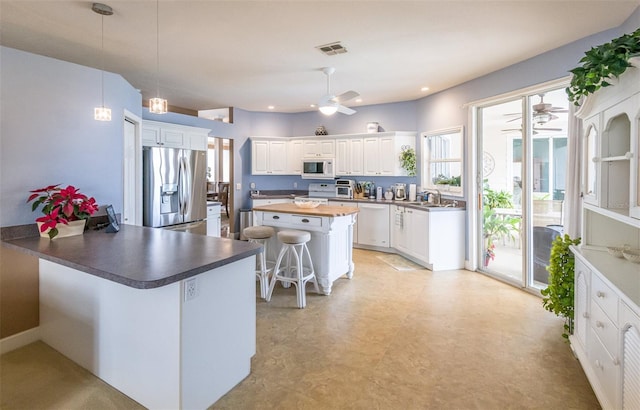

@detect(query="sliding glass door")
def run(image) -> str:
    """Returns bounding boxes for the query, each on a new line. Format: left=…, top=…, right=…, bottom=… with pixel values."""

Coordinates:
left=477, top=87, right=568, bottom=289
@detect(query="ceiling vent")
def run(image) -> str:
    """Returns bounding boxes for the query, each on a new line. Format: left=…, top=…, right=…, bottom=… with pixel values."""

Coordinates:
left=316, top=42, right=347, bottom=56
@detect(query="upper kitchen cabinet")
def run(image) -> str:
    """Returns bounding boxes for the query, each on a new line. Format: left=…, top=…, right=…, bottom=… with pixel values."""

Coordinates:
left=287, top=139, right=303, bottom=174
left=302, top=139, right=335, bottom=158
left=141, top=120, right=210, bottom=151
left=335, top=137, right=364, bottom=176
left=363, top=132, right=416, bottom=176
left=251, top=138, right=289, bottom=175
left=575, top=56, right=640, bottom=221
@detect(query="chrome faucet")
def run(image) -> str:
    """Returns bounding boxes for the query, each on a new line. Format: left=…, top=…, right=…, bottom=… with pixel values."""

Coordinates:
left=426, top=189, right=441, bottom=205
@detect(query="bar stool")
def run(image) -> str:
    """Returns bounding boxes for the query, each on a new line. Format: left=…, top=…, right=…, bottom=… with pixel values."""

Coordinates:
left=266, top=229, right=319, bottom=308
left=243, top=225, right=276, bottom=299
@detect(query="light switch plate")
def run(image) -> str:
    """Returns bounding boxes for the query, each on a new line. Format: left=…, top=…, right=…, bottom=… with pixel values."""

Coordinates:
left=236, top=183, right=241, bottom=190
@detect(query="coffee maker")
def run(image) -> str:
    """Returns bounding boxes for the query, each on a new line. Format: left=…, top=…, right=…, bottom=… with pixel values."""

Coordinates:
left=393, top=183, right=406, bottom=200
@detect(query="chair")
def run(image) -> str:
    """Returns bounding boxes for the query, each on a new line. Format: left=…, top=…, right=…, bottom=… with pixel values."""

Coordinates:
left=533, top=226, right=561, bottom=285
left=218, top=182, right=229, bottom=217
left=243, top=225, right=276, bottom=299
left=266, top=230, right=319, bottom=309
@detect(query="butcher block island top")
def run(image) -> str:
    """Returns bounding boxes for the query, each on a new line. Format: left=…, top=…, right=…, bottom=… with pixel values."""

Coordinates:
left=252, top=203, right=359, bottom=216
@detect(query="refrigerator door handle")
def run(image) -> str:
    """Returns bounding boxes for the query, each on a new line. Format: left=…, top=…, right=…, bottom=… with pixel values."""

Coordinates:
left=182, top=156, right=190, bottom=215
left=179, top=156, right=186, bottom=215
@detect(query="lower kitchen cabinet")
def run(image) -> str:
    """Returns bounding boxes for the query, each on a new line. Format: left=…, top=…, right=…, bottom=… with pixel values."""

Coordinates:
left=570, top=249, right=640, bottom=410
left=391, top=205, right=464, bottom=270
left=206, top=203, right=221, bottom=237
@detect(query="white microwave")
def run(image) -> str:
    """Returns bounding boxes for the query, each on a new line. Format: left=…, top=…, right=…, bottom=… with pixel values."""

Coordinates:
left=302, top=159, right=335, bottom=179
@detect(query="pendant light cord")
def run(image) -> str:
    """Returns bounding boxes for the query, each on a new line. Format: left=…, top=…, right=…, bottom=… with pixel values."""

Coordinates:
left=101, top=14, right=105, bottom=107
left=156, top=0, right=160, bottom=98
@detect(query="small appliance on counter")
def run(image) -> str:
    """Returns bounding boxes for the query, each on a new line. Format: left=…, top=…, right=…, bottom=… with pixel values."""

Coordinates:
left=376, top=186, right=383, bottom=200
left=335, top=179, right=354, bottom=199
left=393, top=183, right=406, bottom=200
left=409, top=184, right=417, bottom=201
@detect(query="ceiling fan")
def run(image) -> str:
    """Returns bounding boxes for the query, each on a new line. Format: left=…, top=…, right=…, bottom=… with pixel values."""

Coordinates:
left=505, top=93, right=568, bottom=125
left=318, top=67, right=359, bottom=116
left=502, top=125, right=563, bottom=135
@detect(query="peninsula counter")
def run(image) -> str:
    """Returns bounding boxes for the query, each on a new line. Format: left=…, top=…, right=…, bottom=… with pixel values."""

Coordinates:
left=2, top=225, right=262, bottom=409
left=252, top=203, right=359, bottom=295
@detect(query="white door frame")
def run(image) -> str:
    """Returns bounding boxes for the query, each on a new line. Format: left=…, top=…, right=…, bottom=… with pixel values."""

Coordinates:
left=123, top=109, right=142, bottom=226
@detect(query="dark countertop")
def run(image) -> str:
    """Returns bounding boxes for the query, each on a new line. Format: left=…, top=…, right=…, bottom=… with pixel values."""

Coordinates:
left=2, top=224, right=261, bottom=289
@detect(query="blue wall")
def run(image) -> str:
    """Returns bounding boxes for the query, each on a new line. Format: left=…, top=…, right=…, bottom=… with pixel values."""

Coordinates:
left=0, top=46, right=141, bottom=226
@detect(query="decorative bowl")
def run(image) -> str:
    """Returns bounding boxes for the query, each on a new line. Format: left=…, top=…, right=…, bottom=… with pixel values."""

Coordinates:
left=294, top=200, right=320, bottom=208
left=607, top=246, right=627, bottom=258
left=622, top=249, right=640, bottom=264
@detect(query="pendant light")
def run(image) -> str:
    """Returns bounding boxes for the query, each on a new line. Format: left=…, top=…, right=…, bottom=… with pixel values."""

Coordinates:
left=149, top=0, right=168, bottom=114
left=92, top=3, right=113, bottom=121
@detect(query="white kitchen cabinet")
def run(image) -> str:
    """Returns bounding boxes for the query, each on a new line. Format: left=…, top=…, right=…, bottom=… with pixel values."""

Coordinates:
left=329, top=200, right=358, bottom=244
left=621, top=302, right=640, bottom=409
left=251, top=138, right=288, bottom=175
left=206, top=203, right=221, bottom=237
left=363, top=134, right=415, bottom=176
left=357, top=202, right=390, bottom=248
left=391, top=205, right=464, bottom=270
left=576, top=56, right=639, bottom=220
left=287, top=140, right=303, bottom=174
left=142, top=120, right=210, bottom=150
left=335, top=138, right=364, bottom=176
left=302, top=139, right=335, bottom=158
left=570, top=247, right=640, bottom=410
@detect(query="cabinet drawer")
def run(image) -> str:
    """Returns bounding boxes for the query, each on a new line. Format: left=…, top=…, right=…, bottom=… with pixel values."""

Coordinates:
left=591, top=273, right=619, bottom=322
left=291, top=215, right=322, bottom=227
left=207, top=205, right=220, bottom=216
left=264, top=213, right=291, bottom=224
left=588, top=328, right=620, bottom=409
left=591, top=301, right=619, bottom=355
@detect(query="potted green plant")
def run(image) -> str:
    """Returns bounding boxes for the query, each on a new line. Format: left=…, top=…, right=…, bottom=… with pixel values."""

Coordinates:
left=27, top=184, right=99, bottom=239
left=566, top=27, right=640, bottom=105
left=541, top=235, right=581, bottom=340
left=482, top=183, right=518, bottom=265
left=399, top=146, right=417, bottom=176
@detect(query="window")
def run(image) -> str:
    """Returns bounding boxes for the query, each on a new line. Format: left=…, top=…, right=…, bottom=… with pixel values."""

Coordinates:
left=421, top=126, right=464, bottom=197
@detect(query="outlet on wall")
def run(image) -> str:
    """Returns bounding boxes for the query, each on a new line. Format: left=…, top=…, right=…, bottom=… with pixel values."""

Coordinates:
left=184, top=278, right=198, bottom=302
left=293, top=182, right=298, bottom=188
left=250, top=182, right=256, bottom=189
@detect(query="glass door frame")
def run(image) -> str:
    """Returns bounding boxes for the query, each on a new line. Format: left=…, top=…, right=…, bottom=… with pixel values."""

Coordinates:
left=468, top=77, right=570, bottom=294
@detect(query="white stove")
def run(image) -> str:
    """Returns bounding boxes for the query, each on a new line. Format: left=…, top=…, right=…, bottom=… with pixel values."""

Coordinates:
left=308, top=183, right=336, bottom=199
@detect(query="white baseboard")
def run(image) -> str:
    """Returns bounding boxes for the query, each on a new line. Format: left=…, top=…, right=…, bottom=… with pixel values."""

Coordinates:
left=0, top=327, right=41, bottom=355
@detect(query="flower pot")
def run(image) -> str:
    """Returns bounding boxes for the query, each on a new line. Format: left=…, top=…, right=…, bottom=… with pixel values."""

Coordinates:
left=37, top=219, right=86, bottom=239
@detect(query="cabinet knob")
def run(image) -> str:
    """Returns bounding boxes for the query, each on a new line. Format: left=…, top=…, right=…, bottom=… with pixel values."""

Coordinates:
left=582, top=312, right=589, bottom=319
left=273, top=215, right=280, bottom=220
left=595, top=321, right=604, bottom=329
left=596, top=291, right=605, bottom=298
left=595, top=359, right=603, bottom=370
left=612, top=357, right=620, bottom=366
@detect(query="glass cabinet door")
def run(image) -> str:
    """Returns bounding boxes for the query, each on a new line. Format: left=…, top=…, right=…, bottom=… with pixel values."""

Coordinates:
left=583, top=123, right=599, bottom=205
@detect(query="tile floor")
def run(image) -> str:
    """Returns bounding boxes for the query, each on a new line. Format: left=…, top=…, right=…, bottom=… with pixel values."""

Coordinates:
left=1, top=248, right=599, bottom=409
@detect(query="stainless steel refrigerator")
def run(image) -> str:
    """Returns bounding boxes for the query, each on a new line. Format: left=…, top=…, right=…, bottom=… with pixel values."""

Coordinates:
left=143, top=146, right=207, bottom=234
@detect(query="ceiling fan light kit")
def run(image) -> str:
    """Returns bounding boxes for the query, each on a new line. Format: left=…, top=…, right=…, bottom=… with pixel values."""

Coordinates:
left=317, top=67, right=359, bottom=116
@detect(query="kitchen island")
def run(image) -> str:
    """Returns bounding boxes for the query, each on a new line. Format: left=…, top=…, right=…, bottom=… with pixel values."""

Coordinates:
left=252, top=203, right=359, bottom=295
left=2, top=225, right=262, bottom=409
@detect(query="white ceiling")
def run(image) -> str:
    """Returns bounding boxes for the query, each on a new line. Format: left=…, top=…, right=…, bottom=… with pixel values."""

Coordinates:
left=1, top=1, right=637, bottom=114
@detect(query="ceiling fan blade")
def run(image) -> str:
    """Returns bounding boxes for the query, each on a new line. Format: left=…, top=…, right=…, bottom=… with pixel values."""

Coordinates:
left=337, top=104, right=356, bottom=115
left=534, top=127, right=563, bottom=131
left=334, top=90, right=359, bottom=104
left=549, top=108, right=568, bottom=113
left=507, top=116, right=522, bottom=123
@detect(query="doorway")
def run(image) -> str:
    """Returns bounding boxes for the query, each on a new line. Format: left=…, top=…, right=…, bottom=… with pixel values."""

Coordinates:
left=207, top=137, right=234, bottom=237
left=476, top=86, right=568, bottom=290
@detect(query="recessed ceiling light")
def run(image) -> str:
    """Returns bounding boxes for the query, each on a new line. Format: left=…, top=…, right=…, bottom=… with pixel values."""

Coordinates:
left=355, top=98, right=362, bottom=103
left=268, top=105, right=275, bottom=110
left=310, top=104, right=316, bottom=108
left=421, top=87, right=430, bottom=92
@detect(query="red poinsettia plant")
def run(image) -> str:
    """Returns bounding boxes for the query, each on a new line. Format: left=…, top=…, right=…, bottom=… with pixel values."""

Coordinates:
left=27, top=184, right=99, bottom=239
